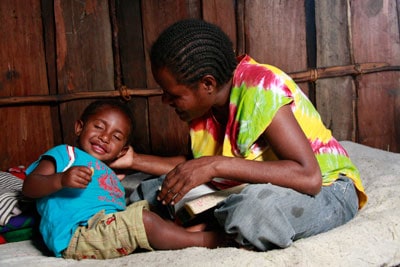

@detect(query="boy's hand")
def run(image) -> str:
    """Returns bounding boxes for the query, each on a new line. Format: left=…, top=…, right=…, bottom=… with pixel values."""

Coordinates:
left=61, top=166, right=93, bottom=189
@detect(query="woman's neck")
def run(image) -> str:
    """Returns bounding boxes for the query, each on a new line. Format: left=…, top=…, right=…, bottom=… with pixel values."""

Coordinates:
left=211, top=78, right=232, bottom=126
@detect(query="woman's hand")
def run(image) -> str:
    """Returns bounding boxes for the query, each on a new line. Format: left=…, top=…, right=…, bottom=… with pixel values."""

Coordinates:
left=109, top=145, right=137, bottom=170
left=157, top=156, right=216, bottom=205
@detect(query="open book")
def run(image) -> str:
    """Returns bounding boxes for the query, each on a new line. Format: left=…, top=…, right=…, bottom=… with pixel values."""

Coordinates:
left=165, top=183, right=247, bottom=225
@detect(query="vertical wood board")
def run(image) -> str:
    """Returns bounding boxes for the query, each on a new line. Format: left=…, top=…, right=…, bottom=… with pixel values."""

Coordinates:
left=0, top=0, right=54, bottom=170
left=116, top=0, right=150, bottom=153
left=244, top=0, right=307, bottom=73
left=41, top=0, right=63, bottom=145
left=202, top=0, right=237, bottom=50
left=244, top=0, right=310, bottom=95
left=315, top=0, right=355, bottom=141
left=142, top=0, right=200, bottom=155
left=54, top=0, right=115, bottom=145
left=352, top=0, right=400, bottom=152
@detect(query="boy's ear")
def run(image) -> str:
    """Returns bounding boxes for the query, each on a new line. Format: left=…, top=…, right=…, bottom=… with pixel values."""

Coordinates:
left=74, top=120, right=84, bottom=136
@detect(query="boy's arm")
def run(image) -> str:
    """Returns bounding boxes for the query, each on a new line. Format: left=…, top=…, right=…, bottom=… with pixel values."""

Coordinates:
left=22, top=159, right=62, bottom=198
left=22, top=159, right=93, bottom=198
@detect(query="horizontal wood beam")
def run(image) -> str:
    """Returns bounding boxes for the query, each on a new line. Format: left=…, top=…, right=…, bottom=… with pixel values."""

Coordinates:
left=1, top=63, right=399, bottom=106
left=290, top=62, right=399, bottom=82
left=0, top=88, right=163, bottom=106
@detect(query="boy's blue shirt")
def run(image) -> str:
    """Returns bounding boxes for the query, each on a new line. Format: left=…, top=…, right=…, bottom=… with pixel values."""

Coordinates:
left=26, top=144, right=126, bottom=257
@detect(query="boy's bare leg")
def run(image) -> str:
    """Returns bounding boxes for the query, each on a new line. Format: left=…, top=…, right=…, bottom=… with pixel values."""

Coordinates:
left=142, top=210, right=229, bottom=249
left=185, top=223, right=207, bottom=232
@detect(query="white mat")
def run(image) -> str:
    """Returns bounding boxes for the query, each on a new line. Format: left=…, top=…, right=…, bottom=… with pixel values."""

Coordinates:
left=1, top=141, right=399, bottom=267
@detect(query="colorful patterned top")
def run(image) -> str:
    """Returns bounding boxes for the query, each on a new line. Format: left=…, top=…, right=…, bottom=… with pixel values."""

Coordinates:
left=189, top=55, right=367, bottom=208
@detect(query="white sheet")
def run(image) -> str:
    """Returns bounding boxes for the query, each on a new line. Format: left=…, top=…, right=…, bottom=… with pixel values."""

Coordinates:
left=1, top=141, right=399, bottom=267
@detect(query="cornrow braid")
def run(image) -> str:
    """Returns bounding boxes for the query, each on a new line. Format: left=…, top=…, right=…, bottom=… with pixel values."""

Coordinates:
left=150, top=19, right=237, bottom=87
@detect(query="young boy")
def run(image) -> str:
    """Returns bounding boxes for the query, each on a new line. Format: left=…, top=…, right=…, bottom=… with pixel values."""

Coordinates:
left=22, top=100, right=226, bottom=260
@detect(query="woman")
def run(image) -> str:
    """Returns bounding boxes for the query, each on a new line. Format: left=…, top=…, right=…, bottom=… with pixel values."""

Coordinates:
left=111, top=19, right=367, bottom=250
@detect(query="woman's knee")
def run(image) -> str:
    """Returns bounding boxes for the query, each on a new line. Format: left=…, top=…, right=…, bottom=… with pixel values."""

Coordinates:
left=215, top=184, right=287, bottom=225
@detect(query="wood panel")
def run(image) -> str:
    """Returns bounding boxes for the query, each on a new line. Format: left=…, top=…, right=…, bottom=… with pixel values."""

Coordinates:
left=202, top=0, right=237, bottom=49
left=352, top=0, right=400, bottom=152
left=244, top=0, right=310, bottom=95
left=115, top=0, right=150, bottom=153
left=1, top=0, right=400, bottom=168
left=142, top=0, right=201, bottom=156
left=41, top=0, right=62, bottom=145
left=0, top=0, right=53, bottom=170
left=54, top=0, right=114, bottom=146
left=315, top=0, right=356, bottom=141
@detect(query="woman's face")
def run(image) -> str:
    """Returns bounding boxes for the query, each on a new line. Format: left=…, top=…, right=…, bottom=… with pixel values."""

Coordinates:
left=152, top=66, right=214, bottom=122
left=75, top=107, right=130, bottom=164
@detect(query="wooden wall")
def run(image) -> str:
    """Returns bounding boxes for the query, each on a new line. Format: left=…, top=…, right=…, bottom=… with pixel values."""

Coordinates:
left=0, top=0, right=399, bottom=171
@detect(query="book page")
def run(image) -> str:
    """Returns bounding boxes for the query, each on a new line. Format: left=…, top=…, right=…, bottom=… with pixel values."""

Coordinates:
left=173, top=184, right=216, bottom=212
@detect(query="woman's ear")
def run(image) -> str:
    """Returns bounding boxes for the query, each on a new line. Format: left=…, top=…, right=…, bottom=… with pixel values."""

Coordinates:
left=201, top=75, right=217, bottom=94
left=74, top=120, right=84, bottom=136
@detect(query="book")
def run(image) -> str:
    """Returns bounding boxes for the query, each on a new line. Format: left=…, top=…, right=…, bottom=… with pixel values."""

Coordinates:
left=172, top=183, right=247, bottom=225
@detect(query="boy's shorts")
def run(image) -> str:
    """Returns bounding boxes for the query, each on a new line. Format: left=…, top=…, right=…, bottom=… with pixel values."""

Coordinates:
left=62, top=200, right=153, bottom=260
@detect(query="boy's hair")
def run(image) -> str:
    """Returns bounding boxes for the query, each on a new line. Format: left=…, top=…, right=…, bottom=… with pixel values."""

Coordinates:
left=80, top=99, right=135, bottom=145
left=150, top=18, right=237, bottom=88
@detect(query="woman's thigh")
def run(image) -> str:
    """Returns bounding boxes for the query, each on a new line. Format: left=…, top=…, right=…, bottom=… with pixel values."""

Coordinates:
left=214, top=177, right=359, bottom=250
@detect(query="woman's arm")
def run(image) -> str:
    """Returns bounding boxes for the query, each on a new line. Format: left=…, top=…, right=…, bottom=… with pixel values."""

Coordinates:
left=213, top=104, right=322, bottom=194
left=109, top=145, right=187, bottom=176
left=22, top=159, right=93, bottom=198
left=158, top=105, right=322, bottom=205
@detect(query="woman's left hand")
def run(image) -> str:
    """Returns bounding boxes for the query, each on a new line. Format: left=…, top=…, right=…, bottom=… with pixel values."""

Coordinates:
left=157, top=156, right=215, bottom=205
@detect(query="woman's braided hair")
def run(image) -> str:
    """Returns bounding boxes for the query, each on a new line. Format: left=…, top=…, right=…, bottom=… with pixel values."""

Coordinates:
left=150, top=19, right=237, bottom=88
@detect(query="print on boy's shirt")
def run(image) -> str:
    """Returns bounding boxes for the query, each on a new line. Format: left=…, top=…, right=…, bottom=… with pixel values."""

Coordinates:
left=83, top=159, right=124, bottom=206
left=99, top=172, right=124, bottom=200
left=89, top=162, right=124, bottom=205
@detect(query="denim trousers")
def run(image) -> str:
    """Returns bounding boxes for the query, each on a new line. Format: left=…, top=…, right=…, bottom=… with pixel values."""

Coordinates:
left=130, top=175, right=359, bottom=251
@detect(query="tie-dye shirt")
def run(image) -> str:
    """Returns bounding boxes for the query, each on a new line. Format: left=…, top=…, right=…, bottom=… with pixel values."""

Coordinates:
left=189, top=55, right=367, bottom=208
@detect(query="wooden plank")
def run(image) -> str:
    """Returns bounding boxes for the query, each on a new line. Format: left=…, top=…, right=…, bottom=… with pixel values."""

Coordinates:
left=244, top=0, right=309, bottom=95
left=0, top=88, right=162, bottom=105
left=41, top=0, right=62, bottom=145
left=142, top=0, right=201, bottom=156
left=202, top=0, right=237, bottom=48
left=352, top=0, right=400, bottom=152
left=142, top=0, right=201, bottom=88
left=0, top=0, right=54, bottom=170
left=315, top=0, right=355, bottom=141
left=236, top=0, right=246, bottom=55
left=54, top=0, right=115, bottom=145
left=115, top=0, right=150, bottom=153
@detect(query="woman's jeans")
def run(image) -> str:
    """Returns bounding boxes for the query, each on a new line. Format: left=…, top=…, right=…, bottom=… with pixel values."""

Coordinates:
left=130, top=176, right=359, bottom=251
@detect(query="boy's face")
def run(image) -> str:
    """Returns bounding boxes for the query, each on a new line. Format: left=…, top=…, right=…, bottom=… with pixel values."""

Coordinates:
left=75, top=107, right=130, bottom=164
